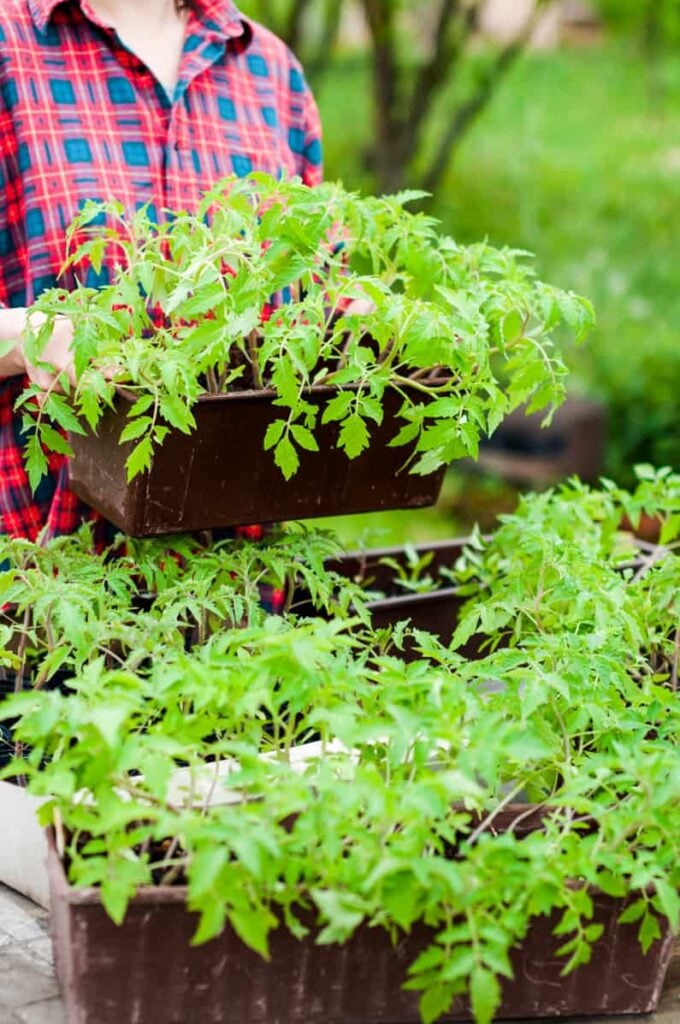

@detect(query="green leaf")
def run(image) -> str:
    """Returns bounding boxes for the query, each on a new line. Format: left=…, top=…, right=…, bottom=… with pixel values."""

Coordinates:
left=291, top=424, right=319, bottom=452
left=159, top=394, right=195, bottom=434
left=42, top=394, right=86, bottom=435
left=389, top=420, right=421, bottom=448
left=24, top=432, right=49, bottom=493
left=264, top=420, right=286, bottom=451
left=193, top=900, right=227, bottom=946
left=274, top=437, right=299, bottom=480
left=470, top=966, right=501, bottom=1024
left=420, top=985, right=453, bottom=1024
left=312, top=889, right=365, bottom=944
left=190, top=847, right=228, bottom=901
left=653, top=880, right=679, bottom=930
left=502, top=310, right=523, bottom=343
left=100, top=876, right=132, bottom=926
left=639, top=911, right=662, bottom=954
left=37, top=424, right=73, bottom=457
left=321, top=391, right=353, bottom=425
left=120, top=417, right=153, bottom=444
left=229, top=907, right=275, bottom=960
left=125, top=437, right=153, bottom=481
left=128, top=394, right=155, bottom=417
left=338, top=414, right=370, bottom=459
left=90, top=705, right=130, bottom=749
left=618, top=899, right=647, bottom=926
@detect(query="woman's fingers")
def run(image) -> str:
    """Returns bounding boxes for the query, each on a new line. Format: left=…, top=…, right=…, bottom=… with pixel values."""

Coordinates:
left=22, top=317, right=76, bottom=392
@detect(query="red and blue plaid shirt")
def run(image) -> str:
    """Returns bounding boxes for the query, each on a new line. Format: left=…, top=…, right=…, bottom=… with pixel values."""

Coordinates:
left=0, top=0, right=323, bottom=542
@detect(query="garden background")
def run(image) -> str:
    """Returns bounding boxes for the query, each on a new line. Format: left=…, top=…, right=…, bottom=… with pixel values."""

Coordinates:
left=239, top=0, right=680, bottom=545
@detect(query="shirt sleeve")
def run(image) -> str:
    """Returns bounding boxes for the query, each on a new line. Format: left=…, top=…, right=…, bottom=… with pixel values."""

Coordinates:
left=0, top=84, right=12, bottom=308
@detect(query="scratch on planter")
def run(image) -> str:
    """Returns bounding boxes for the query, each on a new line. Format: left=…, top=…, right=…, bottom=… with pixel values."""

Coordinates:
left=178, top=448, right=196, bottom=520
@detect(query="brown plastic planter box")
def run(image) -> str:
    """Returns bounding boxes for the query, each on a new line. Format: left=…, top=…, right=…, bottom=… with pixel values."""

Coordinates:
left=322, top=539, right=467, bottom=645
left=67, top=388, right=446, bottom=537
left=295, top=539, right=487, bottom=660
left=476, top=398, right=607, bottom=484
left=47, top=814, right=674, bottom=1024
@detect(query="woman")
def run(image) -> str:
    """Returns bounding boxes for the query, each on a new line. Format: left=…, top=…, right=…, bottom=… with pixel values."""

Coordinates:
left=0, top=0, right=323, bottom=541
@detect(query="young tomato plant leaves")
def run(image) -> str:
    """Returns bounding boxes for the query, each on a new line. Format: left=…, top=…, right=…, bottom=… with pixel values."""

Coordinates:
left=19, top=175, right=592, bottom=486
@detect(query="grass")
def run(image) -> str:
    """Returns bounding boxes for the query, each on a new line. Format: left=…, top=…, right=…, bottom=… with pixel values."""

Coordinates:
left=318, top=41, right=680, bottom=485
left=310, top=474, right=465, bottom=549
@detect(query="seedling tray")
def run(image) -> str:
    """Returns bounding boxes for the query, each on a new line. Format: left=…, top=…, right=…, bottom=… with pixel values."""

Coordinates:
left=47, top=816, right=674, bottom=1024
left=68, top=388, right=446, bottom=537
left=323, top=539, right=468, bottom=643
left=295, top=539, right=489, bottom=660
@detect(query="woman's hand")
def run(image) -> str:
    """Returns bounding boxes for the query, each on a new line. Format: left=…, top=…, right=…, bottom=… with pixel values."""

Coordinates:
left=22, top=314, right=77, bottom=392
left=0, top=308, right=75, bottom=389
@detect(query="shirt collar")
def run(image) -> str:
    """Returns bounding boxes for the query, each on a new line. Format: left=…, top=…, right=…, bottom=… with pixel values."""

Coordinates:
left=28, top=0, right=247, bottom=39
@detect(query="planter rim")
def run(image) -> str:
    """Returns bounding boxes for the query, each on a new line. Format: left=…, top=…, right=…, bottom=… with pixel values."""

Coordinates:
left=339, top=537, right=472, bottom=564
left=113, top=380, right=437, bottom=407
left=367, top=586, right=461, bottom=613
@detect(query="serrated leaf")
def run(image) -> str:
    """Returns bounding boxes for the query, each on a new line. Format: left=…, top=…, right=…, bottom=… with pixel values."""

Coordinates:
left=125, top=437, right=153, bottom=481
left=338, top=413, right=370, bottom=459
left=639, top=911, right=662, bottom=954
left=618, top=899, right=646, bottom=926
left=42, top=394, right=86, bottom=435
left=38, top=424, right=74, bottom=457
left=159, top=394, right=195, bottom=434
left=24, top=433, right=49, bottom=493
left=291, top=424, right=319, bottom=452
left=274, top=436, right=299, bottom=480
left=653, top=880, right=679, bottom=930
left=229, top=907, right=275, bottom=960
left=420, top=985, right=453, bottom=1024
left=264, top=419, right=287, bottom=451
left=120, top=417, right=153, bottom=444
left=192, top=900, right=227, bottom=946
left=321, top=391, right=353, bottom=425
left=190, top=847, right=228, bottom=901
left=470, top=966, right=501, bottom=1024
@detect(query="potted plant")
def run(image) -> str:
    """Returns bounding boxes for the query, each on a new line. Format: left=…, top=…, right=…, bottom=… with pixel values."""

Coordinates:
left=0, top=521, right=365, bottom=904
left=293, top=538, right=478, bottom=661
left=294, top=465, right=680, bottom=664
left=20, top=175, right=593, bottom=535
left=2, top=520, right=677, bottom=1024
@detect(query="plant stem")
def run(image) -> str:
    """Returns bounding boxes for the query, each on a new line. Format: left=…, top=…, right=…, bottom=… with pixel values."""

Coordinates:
left=247, top=331, right=264, bottom=390
left=205, top=366, right=219, bottom=394
left=465, top=782, right=527, bottom=847
left=671, top=626, right=679, bottom=693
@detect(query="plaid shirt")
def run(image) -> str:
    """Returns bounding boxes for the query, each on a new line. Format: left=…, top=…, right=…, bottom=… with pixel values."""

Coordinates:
left=0, top=0, right=323, bottom=542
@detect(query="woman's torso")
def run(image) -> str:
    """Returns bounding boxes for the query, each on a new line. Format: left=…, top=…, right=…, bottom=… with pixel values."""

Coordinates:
left=0, top=0, right=322, bottom=541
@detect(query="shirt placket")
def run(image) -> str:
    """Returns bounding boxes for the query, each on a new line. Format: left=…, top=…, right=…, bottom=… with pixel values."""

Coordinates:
left=164, top=33, right=228, bottom=211
left=78, top=5, right=227, bottom=214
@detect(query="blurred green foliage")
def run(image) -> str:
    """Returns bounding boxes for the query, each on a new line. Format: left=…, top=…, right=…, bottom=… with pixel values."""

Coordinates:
left=239, top=0, right=548, bottom=193
left=317, top=43, right=680, bottom=484
left=595, top=0, right=680, bottom=45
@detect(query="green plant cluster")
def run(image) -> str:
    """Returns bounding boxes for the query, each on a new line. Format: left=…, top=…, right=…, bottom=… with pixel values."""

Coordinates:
left=450, top=466, right=680, bottom=654
left=1, top=471, right=678, bottom=1024
left=0, top=525, right=365, bottom=687
left=19, top=174, right=592, bottom=486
